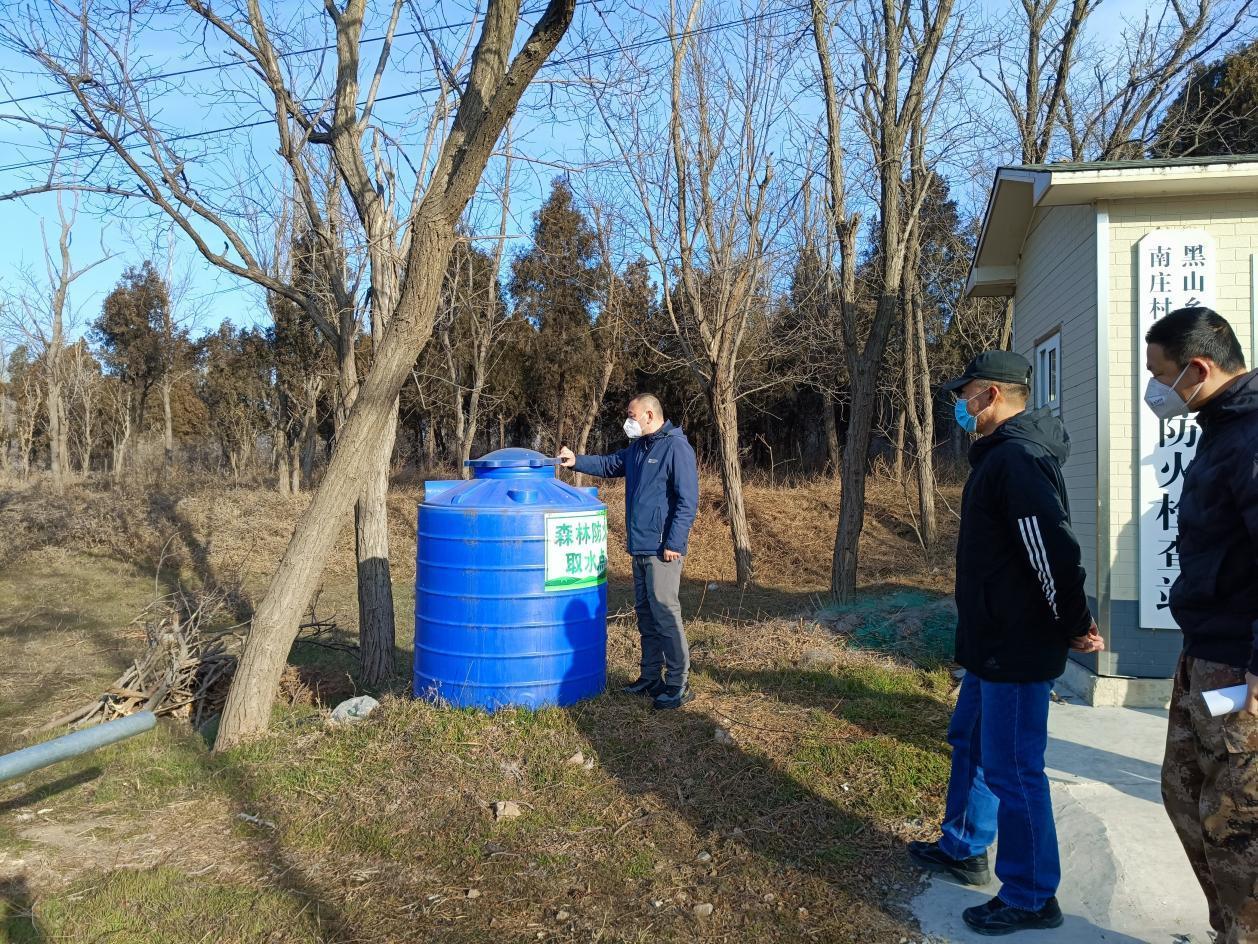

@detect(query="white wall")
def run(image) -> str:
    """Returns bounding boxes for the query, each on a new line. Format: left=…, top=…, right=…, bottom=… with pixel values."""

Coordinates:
left=1106, top=194, right=1258, bottom=605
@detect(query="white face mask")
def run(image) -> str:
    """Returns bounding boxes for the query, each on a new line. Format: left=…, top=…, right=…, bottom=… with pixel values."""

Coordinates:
left=623, top=417, right=643, bottom=440
left=1143, top=363, right=1205, bottom=420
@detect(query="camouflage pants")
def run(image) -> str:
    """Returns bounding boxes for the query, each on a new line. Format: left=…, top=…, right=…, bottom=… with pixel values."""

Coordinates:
left=1162, top=655, right=1258, bottom=944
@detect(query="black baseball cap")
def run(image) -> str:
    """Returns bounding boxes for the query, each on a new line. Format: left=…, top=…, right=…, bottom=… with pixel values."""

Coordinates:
left=941, top=350, right=1032, bottom=393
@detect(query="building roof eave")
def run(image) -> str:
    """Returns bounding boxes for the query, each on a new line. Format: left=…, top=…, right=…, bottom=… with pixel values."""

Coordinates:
left=965, top=156, right=1258, bottom=298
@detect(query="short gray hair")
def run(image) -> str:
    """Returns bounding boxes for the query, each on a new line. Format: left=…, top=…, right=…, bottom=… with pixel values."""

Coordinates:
left=630, top=393, right=663, bottom=417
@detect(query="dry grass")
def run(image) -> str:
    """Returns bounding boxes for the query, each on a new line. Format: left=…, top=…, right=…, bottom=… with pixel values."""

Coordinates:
left=0, top=470, right=962, bottom=943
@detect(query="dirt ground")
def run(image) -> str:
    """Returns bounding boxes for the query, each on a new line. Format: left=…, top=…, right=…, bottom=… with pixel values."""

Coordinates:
left=0, top=471, right=962, bottom=943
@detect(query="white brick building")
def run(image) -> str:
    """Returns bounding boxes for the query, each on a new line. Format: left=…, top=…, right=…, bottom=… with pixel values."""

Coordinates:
left=966, top=156, right=1258, bottom=703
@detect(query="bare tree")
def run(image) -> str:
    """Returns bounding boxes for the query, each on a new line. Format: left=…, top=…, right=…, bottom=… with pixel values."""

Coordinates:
left=64, top=340, right=102, bottom=473
left=12, top=355, right=42, bottom=479
left=1, top=193, right=110, bottom=489
left=593, top=0, right=795, bottom=587
left=430, top=150, right=516, bottom=476
left=218, top=0, right=574, bottom=747
left=101, top=377, right=132, bottom=481
left=0, top=337, right=10, bottom=475
left=153, top=243, right=202, bottom=473
left=1063, top=0, right=1252, bottom=160
left=976, top=0, right=1094, bottom=350
left=975, top=0, right=1249, bottom=346
left=572, top=202, right=632, bottom=462
left=981, top=0, right=1095, bottom=167
left=813, top=0, right=957, bottom=601
left=1, top=0, right=573, bottom=741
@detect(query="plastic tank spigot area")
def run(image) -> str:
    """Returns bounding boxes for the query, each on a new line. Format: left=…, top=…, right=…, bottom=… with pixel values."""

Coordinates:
left=414, top=448, right=608, bottom=711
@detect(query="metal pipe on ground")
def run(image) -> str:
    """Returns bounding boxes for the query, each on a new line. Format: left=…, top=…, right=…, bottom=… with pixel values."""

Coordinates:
left=0, top=712, right=157, bottom=784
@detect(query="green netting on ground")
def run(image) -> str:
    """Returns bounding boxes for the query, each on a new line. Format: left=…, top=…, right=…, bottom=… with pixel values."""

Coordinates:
left=819, top=589, right=956, bottom=669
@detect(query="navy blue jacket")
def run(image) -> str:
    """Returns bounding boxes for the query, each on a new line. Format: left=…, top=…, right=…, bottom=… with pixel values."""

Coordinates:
left=1171, top=369, right=1258, bottom=674
left=572, top=422, right=699, bottom=557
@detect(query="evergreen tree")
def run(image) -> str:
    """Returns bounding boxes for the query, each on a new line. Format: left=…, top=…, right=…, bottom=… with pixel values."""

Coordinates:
left=509, top=178, right=602, bottom=448
left=1154, top=40, right=1258, bottom=157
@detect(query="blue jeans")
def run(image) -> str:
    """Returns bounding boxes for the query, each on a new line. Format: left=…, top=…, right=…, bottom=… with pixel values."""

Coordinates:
left=938, top=672, right=1060, bottom=910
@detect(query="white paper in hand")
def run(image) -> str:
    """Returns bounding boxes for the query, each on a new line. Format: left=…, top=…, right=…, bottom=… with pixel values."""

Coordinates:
left=1202, top=685, right=1250, bottom=717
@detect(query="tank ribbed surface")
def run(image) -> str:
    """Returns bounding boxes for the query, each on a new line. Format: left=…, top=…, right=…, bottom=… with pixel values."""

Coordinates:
left=414, top=448, right=608, bottom=710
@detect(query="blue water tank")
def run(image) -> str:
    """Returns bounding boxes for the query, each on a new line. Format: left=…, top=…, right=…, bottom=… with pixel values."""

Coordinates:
left=414, top=448, right=608, bottom=711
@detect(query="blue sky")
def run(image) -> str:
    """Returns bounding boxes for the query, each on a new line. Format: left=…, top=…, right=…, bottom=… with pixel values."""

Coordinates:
left=0, top=0, right=1199, bottom=345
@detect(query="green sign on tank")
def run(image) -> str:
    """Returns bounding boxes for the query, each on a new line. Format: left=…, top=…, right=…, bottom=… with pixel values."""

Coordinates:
left=544, top=509, right=609, bottom=591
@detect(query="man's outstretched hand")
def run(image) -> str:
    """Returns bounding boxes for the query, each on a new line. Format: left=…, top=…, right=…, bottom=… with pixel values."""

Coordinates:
left=1069, top=621, right=1106, bottom=654
left=557, top=447, right=575, bottom=468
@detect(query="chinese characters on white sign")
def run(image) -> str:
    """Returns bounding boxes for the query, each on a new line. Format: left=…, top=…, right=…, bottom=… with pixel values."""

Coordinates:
left=1136, top=230, right=1214, bottom=628
left=543, top=510, right=609, bottom=591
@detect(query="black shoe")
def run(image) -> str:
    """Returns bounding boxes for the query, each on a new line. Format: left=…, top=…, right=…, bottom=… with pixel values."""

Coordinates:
left=621, top=676, right=665, bottom=697
left=962, top=896, right=1063, bottom=936
left=907, top=840, right=991, bottom=886
left=651, top=684, right=694, bottom=710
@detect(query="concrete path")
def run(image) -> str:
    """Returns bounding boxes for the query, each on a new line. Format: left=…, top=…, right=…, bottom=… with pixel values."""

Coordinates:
left=911, top=700, right=1212, bottom=944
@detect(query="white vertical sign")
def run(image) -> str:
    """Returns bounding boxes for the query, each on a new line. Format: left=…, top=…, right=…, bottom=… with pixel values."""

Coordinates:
left=1137, top=230, right=1214, bottom=629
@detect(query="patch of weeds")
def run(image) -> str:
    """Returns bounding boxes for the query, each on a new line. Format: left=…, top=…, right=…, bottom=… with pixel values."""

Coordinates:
left=0, top=823, right=32, bottom=854
left=793, top=734, right=949, bottom=819
left=346, top=820, right=404, bottom=858
left=621, top=849, right=656, bottom=880
left=27, top=867, right=325, bottom=944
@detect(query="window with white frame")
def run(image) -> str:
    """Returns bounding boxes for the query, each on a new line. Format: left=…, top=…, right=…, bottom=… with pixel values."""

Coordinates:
left=1035, top=332, right=1062, bottom=415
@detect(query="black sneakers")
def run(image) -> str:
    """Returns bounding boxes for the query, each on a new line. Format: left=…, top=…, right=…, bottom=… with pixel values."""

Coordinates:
left=651, top=684, right=694, bottom=710
left=962, top=895, right=1063, bottom=935
left=907, top=840, right=991, bottom=886
left=621, top=676, right=665, bottom=697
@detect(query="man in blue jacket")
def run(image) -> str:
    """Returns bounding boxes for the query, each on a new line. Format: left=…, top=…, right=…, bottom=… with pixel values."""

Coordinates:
left=558, top=393, right=699, bottom=710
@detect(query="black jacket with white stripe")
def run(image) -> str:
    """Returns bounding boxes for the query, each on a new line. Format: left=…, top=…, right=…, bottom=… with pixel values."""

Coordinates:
left=954, top=407, right=1093, bottom=683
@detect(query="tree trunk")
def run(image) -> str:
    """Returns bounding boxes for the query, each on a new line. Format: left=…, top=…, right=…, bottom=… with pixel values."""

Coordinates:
left=892, top=407, right=906, bottom=483
left=708, top=376, right=752, bottom=587
left=450, top=388, right=469, bottom=479
left=113, top=406, right=131, bottom=484
left=822, top=392, right=840, bottom=473
left=573, top=355, right=615, bottom=488
left=47, top=378, right=65, bottom=489
left=277, top=441, right=292, bottom=497
left=833, top=364, right=878, bottom=601
left=290, top=452, right=302, bottom=495
left=212, top=0, right=575, bottom=749
left=356, top=400, right=398, bottom=688
left=498, top=414, right=506, bottom=450
left=214, top=221, right=460, bottom=750
left=0, top=388, right=9, bottom=474
left=423, top=415, right=437, bottom=469
left=329, top=311, right=398, bottom=686
left=998, top=297, right=1015, bottom=350
left=300, top=401, right=318, bottom=489
left=79, top=392, right=94, bottom=474
left=909, top=294, right=937, bottom=549
left=161, top=382, right=174, bottom=470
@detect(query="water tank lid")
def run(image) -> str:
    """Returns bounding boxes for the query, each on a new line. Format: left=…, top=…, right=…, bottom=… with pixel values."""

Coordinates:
left=465, top=447, right=560, bottom=469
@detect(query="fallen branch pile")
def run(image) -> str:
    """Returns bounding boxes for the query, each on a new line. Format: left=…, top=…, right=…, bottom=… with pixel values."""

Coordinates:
left=40, top=591, right=243, bottom=732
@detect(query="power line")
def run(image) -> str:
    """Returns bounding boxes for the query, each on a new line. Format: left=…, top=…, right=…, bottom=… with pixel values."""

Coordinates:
left=0, top=4, right=806, bottom=177
left=0, top=3, right=570, bottom=109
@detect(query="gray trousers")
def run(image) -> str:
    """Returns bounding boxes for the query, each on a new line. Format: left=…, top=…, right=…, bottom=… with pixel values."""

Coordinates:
left=631, top=554, right=689, bottom=687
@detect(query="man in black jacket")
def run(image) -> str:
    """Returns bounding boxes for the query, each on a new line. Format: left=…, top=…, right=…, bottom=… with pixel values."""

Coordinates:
left=908, top=350, right=1104, bottom=935
left=1143, top=307, right=1258, bottom=944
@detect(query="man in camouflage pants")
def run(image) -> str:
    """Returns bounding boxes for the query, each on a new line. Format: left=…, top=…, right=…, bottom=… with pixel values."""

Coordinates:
left=1144, top=307, right=1258, bottom=944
